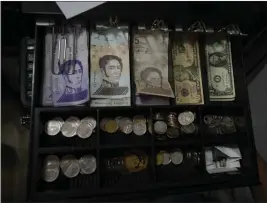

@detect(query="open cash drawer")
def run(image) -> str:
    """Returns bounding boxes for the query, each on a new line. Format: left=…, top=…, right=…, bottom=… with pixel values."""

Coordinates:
left=28, top=15, right=259, bottom=202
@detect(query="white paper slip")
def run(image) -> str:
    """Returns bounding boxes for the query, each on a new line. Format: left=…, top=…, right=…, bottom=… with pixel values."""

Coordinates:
left=215, top=146, right=241, bottom=158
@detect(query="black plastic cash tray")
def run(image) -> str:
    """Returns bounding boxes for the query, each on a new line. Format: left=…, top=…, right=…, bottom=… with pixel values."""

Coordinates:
left=28, top=16, right=259, bottom=202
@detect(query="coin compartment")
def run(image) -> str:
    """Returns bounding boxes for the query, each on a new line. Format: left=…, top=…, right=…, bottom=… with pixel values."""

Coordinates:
left=99, top=147, right=153, bottom=188
left=155, top=146, right=203, bottom=183
left=36, top=150, right=98, bottom=192
left=38, top=110, right=97, bottom=148
left=99, top=109, right=151, bottom=146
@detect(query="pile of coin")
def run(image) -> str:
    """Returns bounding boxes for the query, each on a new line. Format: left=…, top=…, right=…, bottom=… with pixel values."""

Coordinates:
left=44, top=116, right=96, bottom=139
left=42, top=154, right=97, bottom=182
left=203, top=115, right=236, bottom=134
left=106, top=151, right=148, bottom=173
left=156, top=149, right=183, bottom=166
left=100, top=115, right=147, bottom=136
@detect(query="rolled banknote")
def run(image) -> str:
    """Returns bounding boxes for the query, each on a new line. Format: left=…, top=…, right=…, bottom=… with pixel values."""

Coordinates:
left=172, top=33, right=204, bottom=104
left=205, top=35, right=235, bottom=101
left=42, top=28, right=53, bottom=106
left=52, top=26, right=89, bottom=106
left=133, top=30, right=174, bottom=98
left=90, top=26, right=131, bottom=102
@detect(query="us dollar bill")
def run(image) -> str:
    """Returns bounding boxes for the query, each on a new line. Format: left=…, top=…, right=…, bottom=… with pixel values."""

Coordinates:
left=42, top=28, right=53, bottom=106
left=52, top=27, right=89, bottom=106
left=172, top=33, right=204, bottom=104
left=133, top=30, right=174, bottom=98
left=90, top=26, right=131, bottom=101
left=205, top=35, right=235, bottom=101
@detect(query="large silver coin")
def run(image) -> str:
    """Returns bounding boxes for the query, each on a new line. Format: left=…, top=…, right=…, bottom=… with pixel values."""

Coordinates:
left=44, top=118, right=63, bottom=136
left=178, top=111, right=194, bottom=126
left=42, top=155, right=60, bottom=182
left=133, top=122, right=147, bottom=136
left=171, top=150, right=183, bottom=165
left=162, top=152, right=171, bottom=165
left=154, top=121, right=167, bottom=135
left=60, top=155, right=80, bottom=178
left=181, top=123, right=196, bottom=134
left=61, top=122, right=77, bottom=137
left=79, top=155, right=97, bottom=174
left=81, top=117, right=96, bottom=129
left=77, top=122, right=93, bottom=139
left=119, top=118, right=133, bottom=134
left=166, top=127, right=180, bottom=138
left=66, top=116, right=81, bottom=127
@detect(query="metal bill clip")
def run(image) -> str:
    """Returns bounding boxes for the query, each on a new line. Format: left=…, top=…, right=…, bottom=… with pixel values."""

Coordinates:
left=57, top=27, right=67, bottom=69
left=188, top=21, right=205, bottom=33
left=218, top=24, right=247, bottom=36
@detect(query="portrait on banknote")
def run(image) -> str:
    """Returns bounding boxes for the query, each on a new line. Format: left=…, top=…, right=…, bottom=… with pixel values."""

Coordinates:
left=133, top=31, right=174, bottom=98
left=90, top=28, right=131, bottom=99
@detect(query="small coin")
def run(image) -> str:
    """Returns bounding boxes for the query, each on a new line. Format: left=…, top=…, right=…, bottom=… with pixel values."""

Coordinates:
left=181, top=123, right=196, bottom=134
left=178, top=111, right=194, bottom=126
left=166, top=127, right=180, bottom=138
left=162, top=152, right=171, bottom=165
left=156, top=151, right=164, bottom=165
left=235, top=116, right=245, bottom=127
left=60, top=155, right=80, bottom=178
left=77, top=122, right=93, bottom=139
left=133, top=115, right=146, bottom=123
left=119, top=118, right=133, bottom=134
left=171, top=150, right=183, bottom=165
left=79, top=155, right=97, bottom=174
left=222, top=116, right=234, bottom=127
left=42, top=155, right=60, bottom=182
left=204, top=115, right=213, bottom=124
left=154, top=121, right=167, bottom=135
left=104, top=119, right=118, bottom=133
left=100, top=118, right=110, bottom=131
left=81, top=117, right=96, bottom=129
left=133, top=122, right=147, bottom=136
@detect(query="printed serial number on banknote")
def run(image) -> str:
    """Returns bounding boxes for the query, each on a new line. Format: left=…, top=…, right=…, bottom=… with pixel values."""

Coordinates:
left=205, top=35, right=235, bottom=101
left=172, top=34, right=204, bottom=104
left=133, top=30, right=174, bottom=98
left=90, top=28, right=131, bottom=99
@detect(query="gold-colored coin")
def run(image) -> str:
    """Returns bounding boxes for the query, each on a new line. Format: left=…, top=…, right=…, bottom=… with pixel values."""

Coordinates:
left=104, top=119, right=118, bottom=133
left=156, top=152, right=164, bottom=165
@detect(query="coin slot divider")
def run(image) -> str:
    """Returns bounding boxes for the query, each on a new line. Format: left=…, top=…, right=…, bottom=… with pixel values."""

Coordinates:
left=149, top=107, right=156, bottom=181
left=169, top=26, right=176, bottom=106
left=96, top=109, right=101, bottom=188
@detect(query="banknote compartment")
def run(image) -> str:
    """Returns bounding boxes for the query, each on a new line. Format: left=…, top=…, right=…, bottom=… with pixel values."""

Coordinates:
left=38, top=109, right=97, bottom=148
left=99, top=147, right=153, bottom=188
left=155, top=146, right=204, bottom=183
left=36, top=150, right=98, bottom=192
left=99, top=108, right=151, bottom=146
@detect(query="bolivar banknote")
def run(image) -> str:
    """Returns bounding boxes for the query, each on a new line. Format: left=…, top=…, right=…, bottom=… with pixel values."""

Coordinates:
left=172, top=33, right=204, bottom=104
left=90, top=26, right=131, bottom=100
left=52, top=26, right=89, bottom=106
left=133, top=30, right=174, bottom=98
left=42, top=28, right=53, bottom=106
left=205, top=34, right=235, bottom=101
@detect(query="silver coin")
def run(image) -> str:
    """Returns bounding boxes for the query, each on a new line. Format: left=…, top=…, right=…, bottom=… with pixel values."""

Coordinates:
left=44, top=118, right=63, bottom=136
left=100, top=118, right=110, bottom=131
left=60, top=155, right=80, bottom=178
left=162, top=152, right=171, bottom=165
left=171, top=150, right=183, bottom=165
left=204, top=115, right=213, bottom=124
left=166, top=127, right=180, bottom=138
left=77, top=122, right=93, bottom=139
left=61, top=122, right=77, bottom=137
left=222, top=116, right=234, bottom=127
left=81, top=117, right=96, bottom=129
left=178, top=111, right=194, bottom=126
left=119, top=118, right=133, bottom=134
left=133, top=115, right=146, bottom=123
left=115, top=116, right=123, bottom=125
left=154, top=121, right=167, bottom=135
left=133, top=122, right=147, bottom=136
left=79, top=155, right=97, bottom=174
left=181, top=123, right=196, bottom=134
left=66, top=116, right=81, bottom=127
left=42, top=155, right=60, bottom=182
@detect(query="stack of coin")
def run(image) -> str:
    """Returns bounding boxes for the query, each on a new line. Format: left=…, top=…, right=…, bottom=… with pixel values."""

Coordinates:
left=133, top=115, right=147, bottom=136
left=203, top=115, right=236, bottom=134
left=154, top=121, right=167, bottom=135
left=178, top=111, right=197, bottom=135
left=60, top=155, right=81, bottom=178
left=124, top=152, right=148, bottom=172
left=42, top=155, right=60, bottom=182
left=118, top=117, right=133, bottom=135
left=101, top=118, right=118, bottom=134
left=167, top=112, right=179, bottom=128
left=77, top=117, right=96, bottom=139
left=156, top=149, right=183, bottom=166
left=44, top=117, right=64, bottom=136
left=79, top=155, right=97, bottom=174
left=61, top=117, right=80, bottom=138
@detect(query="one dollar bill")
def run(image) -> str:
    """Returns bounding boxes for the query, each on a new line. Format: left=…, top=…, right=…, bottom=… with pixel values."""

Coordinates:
left=205, top=35, right=235, bottom=101
left=172, top=34, right=204, bottom=104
